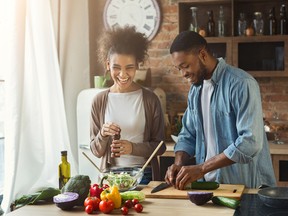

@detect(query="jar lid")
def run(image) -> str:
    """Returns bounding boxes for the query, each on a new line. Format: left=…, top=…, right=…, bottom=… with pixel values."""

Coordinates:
left=254, top=12, right=262, bottom=16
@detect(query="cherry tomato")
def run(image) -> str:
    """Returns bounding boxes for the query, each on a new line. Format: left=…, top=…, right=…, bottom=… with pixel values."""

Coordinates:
left=84, top=196, right=100, bottom=210
left=124, top=199, right=133, bottom=208
left=85, top=205, right=93, bottom=214
left=134, top=203, right=143, bottom=213
left=99, top=199, right=115, bottom=214
left=121, top=206, right=129, bottom=215
left=132, top=198, right=139, bottom=206
left=84, top=198, right=93, bottom=207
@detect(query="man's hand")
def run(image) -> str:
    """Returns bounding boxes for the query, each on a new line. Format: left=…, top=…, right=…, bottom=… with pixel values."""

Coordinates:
left=164, top=164, right=181, bottom=186
left=175, top=164, right=204, bottom=190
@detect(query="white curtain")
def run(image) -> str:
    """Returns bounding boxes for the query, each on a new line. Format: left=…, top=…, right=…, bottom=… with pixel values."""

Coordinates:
left=0, top=0, right=82, bottom=213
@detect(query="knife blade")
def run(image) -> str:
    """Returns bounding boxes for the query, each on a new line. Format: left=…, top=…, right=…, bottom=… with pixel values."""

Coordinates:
left=151, top=182, right=171, bottom=193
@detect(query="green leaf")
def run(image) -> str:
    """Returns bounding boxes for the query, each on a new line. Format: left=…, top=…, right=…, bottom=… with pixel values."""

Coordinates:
left=30, top=187, right=61, bottom=204
left=12, top=187, right=61, bottom=210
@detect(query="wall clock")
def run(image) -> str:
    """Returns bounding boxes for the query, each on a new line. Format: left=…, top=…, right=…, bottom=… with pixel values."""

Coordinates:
left=103, top=0, right=161, bottom=41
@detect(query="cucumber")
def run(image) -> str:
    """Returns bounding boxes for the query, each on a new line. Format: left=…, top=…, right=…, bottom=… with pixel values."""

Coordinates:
left=212, top=196, right=240, bottom=209
left=185, top=182, right=220, bottom=190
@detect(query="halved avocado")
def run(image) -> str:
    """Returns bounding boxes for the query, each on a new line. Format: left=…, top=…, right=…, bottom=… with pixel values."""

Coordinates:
left=187, top=191, right=213, bottom=205
left=53, top=192, right=79, bottom=210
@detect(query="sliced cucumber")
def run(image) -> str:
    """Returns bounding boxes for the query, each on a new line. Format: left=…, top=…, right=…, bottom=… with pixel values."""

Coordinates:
left=185, top=182, right=220, bottom=190
left=212, top=196, right=240, bottom=209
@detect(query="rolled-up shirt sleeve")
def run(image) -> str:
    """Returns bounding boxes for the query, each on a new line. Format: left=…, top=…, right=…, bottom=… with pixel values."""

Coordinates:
left=223, top=78, right=264, bottom=164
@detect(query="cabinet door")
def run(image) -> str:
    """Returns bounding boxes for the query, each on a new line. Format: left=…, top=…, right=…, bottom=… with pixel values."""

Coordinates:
left=232, top=35, right=288, bottom=77
left=206, top=37, right=233, bottom=65
left=271, top=154, right=288, bottom=187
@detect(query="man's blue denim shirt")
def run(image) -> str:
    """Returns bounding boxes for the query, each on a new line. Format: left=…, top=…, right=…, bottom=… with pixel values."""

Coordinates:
left=175, top=58, right=276, bottom=188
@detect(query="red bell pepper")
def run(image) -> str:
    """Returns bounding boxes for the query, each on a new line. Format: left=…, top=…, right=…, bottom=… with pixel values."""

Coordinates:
left=90, top=183, right=109, bottom=199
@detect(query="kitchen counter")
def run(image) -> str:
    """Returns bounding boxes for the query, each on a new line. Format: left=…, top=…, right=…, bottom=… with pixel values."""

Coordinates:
left=7, top=189, right=257, bottom=216
left=6, top=198, right=234, bottom=216
left=162, top=141, right=288, bottom=156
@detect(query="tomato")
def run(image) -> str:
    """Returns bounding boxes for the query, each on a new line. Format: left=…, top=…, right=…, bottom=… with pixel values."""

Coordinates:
left=84, top=198, right=93, bottom=207
left=85, top=205, right=93, bottom=214
left=99, top=199, right=115, bottom=214
left=132, top=198, right=139, bottom=206
left=84, top=196, right=100, bottom=211
left=124, top=199, right=133, bottom=208
left=134, top=203, right=143, bottom=213
left=121, top=206, right=129, bottom=215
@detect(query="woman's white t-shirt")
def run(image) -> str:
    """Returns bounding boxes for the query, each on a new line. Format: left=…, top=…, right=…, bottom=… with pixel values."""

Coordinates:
left=105, top=89, right=146, bottom=167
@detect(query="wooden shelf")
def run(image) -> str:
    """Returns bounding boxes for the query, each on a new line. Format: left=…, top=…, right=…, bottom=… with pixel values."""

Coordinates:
left=178, top=0, right=288, bottom=77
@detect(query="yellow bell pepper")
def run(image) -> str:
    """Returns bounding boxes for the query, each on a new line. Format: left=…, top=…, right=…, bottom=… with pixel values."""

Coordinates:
left=100, top=185, right=122, bottom=208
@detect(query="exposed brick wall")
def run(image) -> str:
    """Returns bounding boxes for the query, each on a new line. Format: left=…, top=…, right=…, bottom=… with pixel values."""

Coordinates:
left=144, top=0, right=288, bottom=132
left=92, top=0, right=288, bottom=139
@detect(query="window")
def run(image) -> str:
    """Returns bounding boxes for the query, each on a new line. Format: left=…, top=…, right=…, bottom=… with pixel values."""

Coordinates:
left=0, top=10, right=5, bottom=203
left=0, top=59, right=4, bottom=204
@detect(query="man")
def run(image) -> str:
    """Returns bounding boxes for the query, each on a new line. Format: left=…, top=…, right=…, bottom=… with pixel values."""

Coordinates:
left=165, top=31, right=276, bottom=189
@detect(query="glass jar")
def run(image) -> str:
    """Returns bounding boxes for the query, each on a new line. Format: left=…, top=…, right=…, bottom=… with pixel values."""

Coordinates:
left=189, top=7, right=198, bottom=32
left=237, top=13, right=247, bottom=36
left=253, top=12, right=264, bottom=35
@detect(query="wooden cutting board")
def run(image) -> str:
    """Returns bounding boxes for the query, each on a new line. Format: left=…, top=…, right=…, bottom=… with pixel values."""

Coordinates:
left=141, top=181, right=245, bottom=200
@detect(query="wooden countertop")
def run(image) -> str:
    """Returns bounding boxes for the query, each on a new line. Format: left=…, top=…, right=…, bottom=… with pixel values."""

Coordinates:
left=6, top=199, right=234, bottom=216
left=163, top=141, right=288, bottom=157
left=6, top=188, right=257, bottom=216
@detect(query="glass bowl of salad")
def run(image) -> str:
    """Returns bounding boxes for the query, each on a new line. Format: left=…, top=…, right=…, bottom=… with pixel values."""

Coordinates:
left=101, top=167, right=144, bottom=192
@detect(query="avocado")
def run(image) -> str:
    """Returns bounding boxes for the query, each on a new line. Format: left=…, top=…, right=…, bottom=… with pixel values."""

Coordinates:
left=61, top=175, right=91, bottom=206
left=187, top=191, right=213, bottom=205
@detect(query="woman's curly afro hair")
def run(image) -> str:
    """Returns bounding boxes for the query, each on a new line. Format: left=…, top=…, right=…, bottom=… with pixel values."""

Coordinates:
left=97, top=26, right=150, bottom=66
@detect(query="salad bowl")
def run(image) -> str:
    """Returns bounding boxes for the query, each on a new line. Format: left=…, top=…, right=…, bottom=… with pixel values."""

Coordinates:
left=100, top=167, right=143, bottom=192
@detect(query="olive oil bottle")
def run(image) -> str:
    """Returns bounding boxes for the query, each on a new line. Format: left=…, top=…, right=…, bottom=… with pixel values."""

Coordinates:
left=59, top=151, right=70, bottom=189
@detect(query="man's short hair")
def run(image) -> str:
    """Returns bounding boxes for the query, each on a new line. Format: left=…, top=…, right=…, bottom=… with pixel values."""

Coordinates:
left=170, top=31, right=207, bottom=54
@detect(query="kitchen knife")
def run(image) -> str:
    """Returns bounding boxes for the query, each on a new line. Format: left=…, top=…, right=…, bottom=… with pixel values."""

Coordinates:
left=151, top=182, right=171, bottom=193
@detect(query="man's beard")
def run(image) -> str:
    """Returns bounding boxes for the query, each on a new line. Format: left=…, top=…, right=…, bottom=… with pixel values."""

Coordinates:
left=193, top=61, right=207, bottom=86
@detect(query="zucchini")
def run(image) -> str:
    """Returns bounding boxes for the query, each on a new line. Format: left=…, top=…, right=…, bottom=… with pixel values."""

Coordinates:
left=185, top=182, right=220, bottom=190
left=212, top=196, right=240, bottom=209
left=120, top=190, right=145, bottom=202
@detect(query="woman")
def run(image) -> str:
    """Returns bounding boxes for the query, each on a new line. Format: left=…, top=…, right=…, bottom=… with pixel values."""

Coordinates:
left=90, top=26, right=166, bottom=183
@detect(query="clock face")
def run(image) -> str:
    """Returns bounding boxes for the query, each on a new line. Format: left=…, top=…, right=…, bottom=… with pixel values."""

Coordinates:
left=103, top=0, right=161, bottom=41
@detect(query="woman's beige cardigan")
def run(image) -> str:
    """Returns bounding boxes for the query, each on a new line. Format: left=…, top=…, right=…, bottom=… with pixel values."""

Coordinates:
left=90, top=87, right=166, bottom=180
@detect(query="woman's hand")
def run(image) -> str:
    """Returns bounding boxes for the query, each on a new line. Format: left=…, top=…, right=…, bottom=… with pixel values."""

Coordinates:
left=110, top=140, right=133, bottom=157
left=100, top=122, right=121, bottom=137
